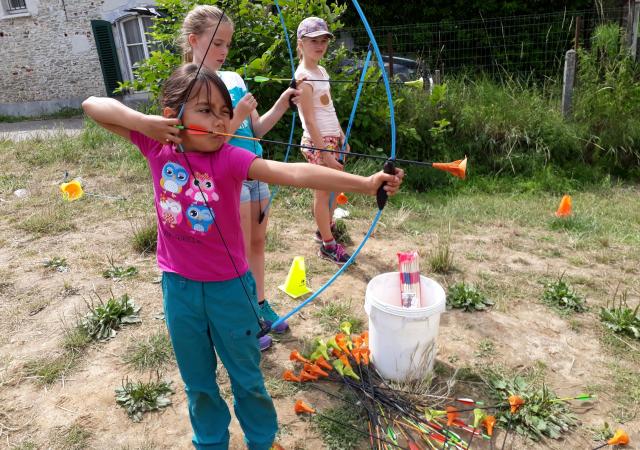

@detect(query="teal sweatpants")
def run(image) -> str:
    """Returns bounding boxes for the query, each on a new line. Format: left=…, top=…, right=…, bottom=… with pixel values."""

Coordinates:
left=162, top=271, right=278, bottom=450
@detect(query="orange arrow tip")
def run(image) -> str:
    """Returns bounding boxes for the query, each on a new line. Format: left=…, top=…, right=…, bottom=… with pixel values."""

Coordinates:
left=608, top=429, right=629, bottom=446
left=432, top=156, right=467, bottom=179
left=294, top=399, right=316, bottom=414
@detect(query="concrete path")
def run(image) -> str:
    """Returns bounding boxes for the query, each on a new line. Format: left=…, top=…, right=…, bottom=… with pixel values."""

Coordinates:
left=0, top=117, right=85, bottom=141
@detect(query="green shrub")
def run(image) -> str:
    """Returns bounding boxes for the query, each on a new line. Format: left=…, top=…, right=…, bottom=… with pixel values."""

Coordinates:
left=115, top=377, right=174, bottom=422
left=447, top=282, right=493, bottom=311
left=541, top=275, right=587, bottom=313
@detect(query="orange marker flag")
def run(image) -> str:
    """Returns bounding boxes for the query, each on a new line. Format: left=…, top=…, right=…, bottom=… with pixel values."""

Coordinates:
left=432, top=157, right=467, bottom=180
left=555, top=195, right=572, bottom=217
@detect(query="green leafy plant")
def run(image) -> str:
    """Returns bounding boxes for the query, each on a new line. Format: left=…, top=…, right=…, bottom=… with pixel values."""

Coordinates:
left=81, top=293, right=141, bottom=341
left=102, top=256, right=138, bottom=281
left=447, top=282, right=493, bottom=311
left=115, top=376, right=174, bottom=422
left=43, top=256, right=68, bottom=272
left=542, top=275, right=587, bottom=313
left=333, top=218, right=352, bottom=245
left=600, top=289, right=640, bottom=339
left=483, top=369, right=579, bottom=441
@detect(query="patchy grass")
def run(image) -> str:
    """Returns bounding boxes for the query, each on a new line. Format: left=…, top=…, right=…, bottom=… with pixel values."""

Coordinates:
left=62, top=324, right=92, bottom=353
left=17, top=200, right=77, bottom=236
left=265, top=221, right=288, bottom=252
left=130, top=219, right=157, bottom=255
left=475, top=339, right=496, bottom=358
left=312, top=403, right=364, bottom=450
left=313, top=300, right=364, bottom=333
left=50, top=423, right=92, bottom=450
left=102, top=256, right=138, bottom=281
left=24, top=352, right=78, bottom=386
left=427, top=237, right=455, bottom=274
left=123, top=332, right=174, bottom=372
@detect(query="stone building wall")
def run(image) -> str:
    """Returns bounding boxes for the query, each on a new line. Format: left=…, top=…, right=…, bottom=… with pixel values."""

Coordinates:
left=0, top=0, right=149, bottom=116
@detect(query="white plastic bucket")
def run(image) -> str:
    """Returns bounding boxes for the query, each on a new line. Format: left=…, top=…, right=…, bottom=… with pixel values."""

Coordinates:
left=364, top=272, right=446, bottom=381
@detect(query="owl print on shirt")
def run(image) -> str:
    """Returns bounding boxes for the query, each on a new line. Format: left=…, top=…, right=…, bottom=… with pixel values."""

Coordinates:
left=158, top=162, right=219, bottom=234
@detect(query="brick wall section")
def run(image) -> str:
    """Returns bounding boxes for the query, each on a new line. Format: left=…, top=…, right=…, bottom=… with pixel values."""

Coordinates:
left=0, top=0, right=110, bottom=104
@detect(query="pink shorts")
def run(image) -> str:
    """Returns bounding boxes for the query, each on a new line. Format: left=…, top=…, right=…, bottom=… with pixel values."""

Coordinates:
left=300, top=135, right=342, bottom=166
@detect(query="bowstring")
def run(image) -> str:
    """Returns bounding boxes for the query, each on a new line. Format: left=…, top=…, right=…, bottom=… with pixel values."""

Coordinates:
left=176, top=5, right=265, bottom=331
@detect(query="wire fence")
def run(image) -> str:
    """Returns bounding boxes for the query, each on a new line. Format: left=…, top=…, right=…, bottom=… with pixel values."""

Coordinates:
left=338, top=7, right=629, bottom=78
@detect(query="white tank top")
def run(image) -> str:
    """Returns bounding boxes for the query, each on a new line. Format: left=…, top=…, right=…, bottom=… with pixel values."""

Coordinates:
left=294, top=65, right=342, bottom=139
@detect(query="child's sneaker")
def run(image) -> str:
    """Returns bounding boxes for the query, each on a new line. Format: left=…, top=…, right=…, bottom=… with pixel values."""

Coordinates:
left=318, top=243, right=351, bottom=265
left=259, top=334, right=272, bottom=351
left=259, top=300, right=289, bottom=333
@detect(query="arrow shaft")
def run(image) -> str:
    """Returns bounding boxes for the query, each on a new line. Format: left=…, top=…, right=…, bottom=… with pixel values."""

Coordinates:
left=179, top=126, right=436, bottom=167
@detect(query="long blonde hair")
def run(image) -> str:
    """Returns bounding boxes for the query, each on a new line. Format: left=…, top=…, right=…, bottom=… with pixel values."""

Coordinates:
left=179, top=5, right=234, bottom=63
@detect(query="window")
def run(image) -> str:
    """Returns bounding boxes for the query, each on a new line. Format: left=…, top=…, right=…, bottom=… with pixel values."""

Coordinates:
left=5, top=0, right=27, bottom=14
left=117, top=15, right=157, bottom=81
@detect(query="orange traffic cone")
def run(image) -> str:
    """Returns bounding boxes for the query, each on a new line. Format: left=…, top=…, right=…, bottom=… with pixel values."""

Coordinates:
left=555, top=195, right=572, bottom=217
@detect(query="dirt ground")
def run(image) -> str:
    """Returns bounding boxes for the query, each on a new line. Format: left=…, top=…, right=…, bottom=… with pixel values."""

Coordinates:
left=0, top=140, right=639, bottom=449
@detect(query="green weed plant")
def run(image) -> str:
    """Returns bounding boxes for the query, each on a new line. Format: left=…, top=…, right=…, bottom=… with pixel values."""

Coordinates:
left=600, top=289, right=640, bottom=339
left=81, top=293, right=141, bottom=341
left=447, top=282, right=493, bottom=311
left=542, top=275, right=587, bottom=313
left=483, top=369, right=578, bottom=440
left=115, top=377, right=174, bottom=422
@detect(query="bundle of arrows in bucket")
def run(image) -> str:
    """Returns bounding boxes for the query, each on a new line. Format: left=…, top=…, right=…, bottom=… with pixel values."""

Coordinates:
left=283, top=321, right=626, bottom=450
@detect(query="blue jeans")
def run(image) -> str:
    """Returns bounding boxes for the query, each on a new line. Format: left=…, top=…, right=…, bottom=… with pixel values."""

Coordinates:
left=162, top=271, right=278, bottom=450
left=240, top=179, right=270, bottom=203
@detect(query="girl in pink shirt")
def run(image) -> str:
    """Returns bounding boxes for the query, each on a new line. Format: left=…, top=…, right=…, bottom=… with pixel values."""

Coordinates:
left=82, top=64, right=403, bottom=450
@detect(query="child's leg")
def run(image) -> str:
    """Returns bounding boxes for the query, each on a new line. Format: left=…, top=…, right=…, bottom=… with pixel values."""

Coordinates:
left=162, top=272, right=231, bottom=450
left=204, top=272, right=278, bottom=450
left=314, top=189, right=334, bottom=241
left=249, top=195, right=268, bottom=301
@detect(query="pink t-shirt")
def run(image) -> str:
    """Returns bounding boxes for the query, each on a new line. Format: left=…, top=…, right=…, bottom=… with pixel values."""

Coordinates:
left=131, top=131, right=257, bottom=282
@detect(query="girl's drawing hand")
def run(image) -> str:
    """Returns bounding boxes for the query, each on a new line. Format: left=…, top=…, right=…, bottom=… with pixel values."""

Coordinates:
left=369, top=167, right=405, bottom=196
left=141, top=115, right=182, bottom=144
left=235, top=93, right=258, bottom=121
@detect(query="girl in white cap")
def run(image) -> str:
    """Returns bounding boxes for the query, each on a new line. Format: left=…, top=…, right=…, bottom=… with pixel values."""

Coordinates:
left=295, top=16, right=351, bottom=265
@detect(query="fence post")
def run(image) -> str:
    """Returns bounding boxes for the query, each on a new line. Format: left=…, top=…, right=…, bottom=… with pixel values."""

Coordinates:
left=434, top=69, right=441, bottom=86
left=631, top=0, right=640, bottom=60
left=561, top=49, right=576, bottom=118
left=574, top=16, right=582, bottom=50
left=386, top=33, right=394, bottom=78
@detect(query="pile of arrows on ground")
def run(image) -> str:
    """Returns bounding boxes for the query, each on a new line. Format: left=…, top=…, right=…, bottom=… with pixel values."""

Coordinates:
left=283, top=322, right=629, bottom=450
